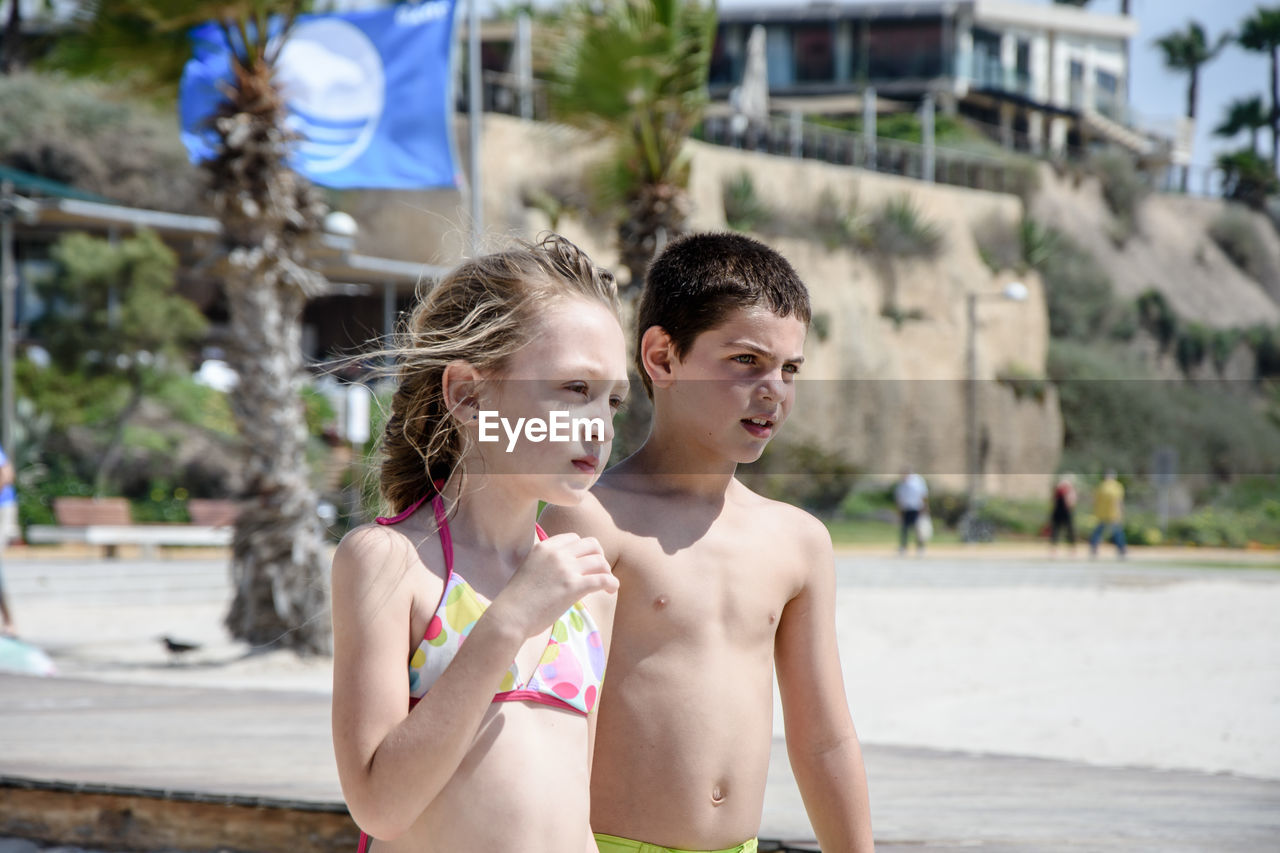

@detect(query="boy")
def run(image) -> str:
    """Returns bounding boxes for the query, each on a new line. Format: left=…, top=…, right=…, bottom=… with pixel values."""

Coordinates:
left=542, top=233, right=874, bottom=852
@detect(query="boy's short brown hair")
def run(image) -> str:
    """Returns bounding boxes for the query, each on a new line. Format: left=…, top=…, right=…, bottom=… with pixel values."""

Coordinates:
left=635, top=232, right=811, bottom=397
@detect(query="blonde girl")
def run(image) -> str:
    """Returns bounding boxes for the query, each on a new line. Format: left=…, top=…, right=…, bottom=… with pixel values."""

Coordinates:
left=331, top=234, right=629, bottom=853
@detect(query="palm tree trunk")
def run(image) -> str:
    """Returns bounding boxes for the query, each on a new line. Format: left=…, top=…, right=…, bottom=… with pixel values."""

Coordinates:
left=211, top=63, right=332, bottom=655
left=1271, top=48, right=1279, bottom=171
left=617, top=183, right=690, bottom=293
left=1182, top=69, right=1198, bottom=193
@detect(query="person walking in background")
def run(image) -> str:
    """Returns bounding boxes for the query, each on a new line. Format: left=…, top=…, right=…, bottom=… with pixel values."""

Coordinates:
left=1049, top=473, right=1077, bottom=557
left=894, top=467, right=929, bottom=556
left=0, top=443, right=16, bottom=636
left=1089, top=469, right=1126, bottom=559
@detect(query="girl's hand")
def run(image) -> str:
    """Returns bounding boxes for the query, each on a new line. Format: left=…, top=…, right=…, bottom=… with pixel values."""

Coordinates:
left=490, top=533, right=617, bottom=638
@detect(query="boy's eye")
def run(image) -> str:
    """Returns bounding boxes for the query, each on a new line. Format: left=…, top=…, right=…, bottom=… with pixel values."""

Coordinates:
left=732, top=354, right=756, bottom=365
left=783, top=363, right=800, bottom=375
left=609, top=396, right=625, bottom=411
left=564, top=381, right=589, bottom=396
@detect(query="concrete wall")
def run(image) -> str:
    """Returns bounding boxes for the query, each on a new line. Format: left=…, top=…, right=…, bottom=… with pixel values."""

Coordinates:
left=344, top=114, right=1065, bottom=497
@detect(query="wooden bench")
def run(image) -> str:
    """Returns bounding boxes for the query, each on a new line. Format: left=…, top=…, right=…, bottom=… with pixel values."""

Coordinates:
left=26, top=497, right=234, bottom=558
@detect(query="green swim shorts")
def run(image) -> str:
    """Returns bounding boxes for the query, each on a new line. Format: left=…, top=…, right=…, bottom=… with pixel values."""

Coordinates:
left=593, top=832, right=758, bottom=853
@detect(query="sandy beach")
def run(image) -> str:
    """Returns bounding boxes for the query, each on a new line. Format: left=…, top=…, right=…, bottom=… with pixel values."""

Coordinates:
left=6, top=549, right=1280, bottom=783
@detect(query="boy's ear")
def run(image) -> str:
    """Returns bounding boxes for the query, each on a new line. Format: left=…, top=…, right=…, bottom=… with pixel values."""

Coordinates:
left=639, top=325, right=677, bottom=390
left=442, top=360, right=485, bottom=422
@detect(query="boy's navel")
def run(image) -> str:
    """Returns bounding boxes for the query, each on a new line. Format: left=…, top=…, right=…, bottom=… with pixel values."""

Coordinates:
left=653, top=594, right=669, bottom=610
left=710, top=782, right=727, bottom=805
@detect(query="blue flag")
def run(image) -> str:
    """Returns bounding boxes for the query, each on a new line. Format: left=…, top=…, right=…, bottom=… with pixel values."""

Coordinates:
left=179, top=2, right=458, bottom=189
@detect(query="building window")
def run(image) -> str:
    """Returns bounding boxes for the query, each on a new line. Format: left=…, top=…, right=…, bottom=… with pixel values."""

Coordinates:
left=793, top=25, right=835, bottom=83
left=971, top=27, right=1002, bottom=88
left=867, top=19, right=945, bottom=80
left=1096, top=69, right=1121, bottom=119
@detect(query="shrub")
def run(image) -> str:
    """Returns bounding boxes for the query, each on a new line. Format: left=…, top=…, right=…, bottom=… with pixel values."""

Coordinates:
left=972, top=214, right=1020, bottom=273
left=739, top=439, right=861, bottom=516
left=812, top=187, right=863, bottom=249
left=1090, top=151, right=1150, bottom=240
left=1218, top=147, right=1280, bottom=210
left=996, top=364, right=1049, bottom=402
left=866, top=195, right=943, bottom=259
left=0, top=72, right=203, bottom=212
left=1209, top=207, right=1277, bottom=285
left=1048, top=339, right=1280, bottom=484
left=1136, top=289, right=1179, bottom=352
left=1175, top=322, right=1211, bottom=374
left=723, top=170, right=771, bottom=232
left=1038, top=234, right=1121, bottom=340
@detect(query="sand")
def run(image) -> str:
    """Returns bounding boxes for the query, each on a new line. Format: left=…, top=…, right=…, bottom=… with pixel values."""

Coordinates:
left=7, top=551, right=1280, bottom=782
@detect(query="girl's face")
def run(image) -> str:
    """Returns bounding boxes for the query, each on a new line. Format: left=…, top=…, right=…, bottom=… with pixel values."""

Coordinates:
left=467, top=296, right=629, bottom=506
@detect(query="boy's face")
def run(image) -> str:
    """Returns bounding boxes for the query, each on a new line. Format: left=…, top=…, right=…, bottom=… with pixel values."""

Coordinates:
left=664, top=305, right=807, bottom=464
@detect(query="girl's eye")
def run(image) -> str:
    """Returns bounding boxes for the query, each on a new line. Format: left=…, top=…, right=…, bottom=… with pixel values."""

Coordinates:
left=565, top=382, right=589, bottom=396
left=609, top=396, right=625, bottom=411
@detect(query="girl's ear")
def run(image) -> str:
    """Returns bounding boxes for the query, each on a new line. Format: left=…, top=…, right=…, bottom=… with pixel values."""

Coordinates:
left=639, top=325, right=677, bottom=391
left=442, top=361, right=485, bottom=423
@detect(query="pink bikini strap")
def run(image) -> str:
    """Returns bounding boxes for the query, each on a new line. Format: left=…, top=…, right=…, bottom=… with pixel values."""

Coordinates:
left=374, top=490, right=455, bottom=573
left=430, top=494, right=454, bottom=572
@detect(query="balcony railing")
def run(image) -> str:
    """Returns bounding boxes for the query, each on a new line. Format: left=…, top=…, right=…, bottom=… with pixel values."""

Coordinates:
left=467, top=73, right=1034, bottom=197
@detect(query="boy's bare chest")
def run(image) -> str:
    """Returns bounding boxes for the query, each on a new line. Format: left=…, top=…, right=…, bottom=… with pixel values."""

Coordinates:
left=613, top=526, right=799, bottom=641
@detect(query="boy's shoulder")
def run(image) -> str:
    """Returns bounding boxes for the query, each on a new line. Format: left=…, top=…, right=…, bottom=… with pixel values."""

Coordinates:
left=732, top=479, right=832, bottom=555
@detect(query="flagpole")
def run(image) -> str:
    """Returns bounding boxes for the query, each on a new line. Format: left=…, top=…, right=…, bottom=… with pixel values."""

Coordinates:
left=468, top=0, right=482, bottom=255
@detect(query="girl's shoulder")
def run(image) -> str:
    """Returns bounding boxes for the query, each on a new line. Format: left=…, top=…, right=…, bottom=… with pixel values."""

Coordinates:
left=333, top=518, right=442, bottom=598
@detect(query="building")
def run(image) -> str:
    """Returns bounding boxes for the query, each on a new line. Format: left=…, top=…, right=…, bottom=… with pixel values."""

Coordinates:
left=709, top=0, right=1165, bottom=159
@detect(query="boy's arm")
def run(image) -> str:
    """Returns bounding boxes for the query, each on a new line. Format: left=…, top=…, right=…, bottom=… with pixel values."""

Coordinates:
left=775, top=514, right=875, bottom=852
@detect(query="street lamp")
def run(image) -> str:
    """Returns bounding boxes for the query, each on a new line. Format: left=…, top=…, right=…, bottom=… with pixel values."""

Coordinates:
left=963, top=281, right=1028, bottom=540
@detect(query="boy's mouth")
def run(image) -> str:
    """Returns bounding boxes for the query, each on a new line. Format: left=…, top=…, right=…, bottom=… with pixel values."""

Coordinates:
left=741, top=416, right=775, bottom=438
left=572, top=454, right=600, bottom=474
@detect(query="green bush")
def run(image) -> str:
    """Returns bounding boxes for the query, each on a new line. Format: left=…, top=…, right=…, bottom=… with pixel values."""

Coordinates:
left=1048, top=340, right=1280, bottom=484
left=723, top=171, right=771, bottom=232
left=739, top=439, right=861, bottom=516
left=1090, top=151, right=1150, bottom=241
left=974, top=497, right=1047, bottom=536
left=1038, top=233, right=1121, bottom=340
left=1136, top=289, right=1179, bottom=352
left=1209, top=207, right=1275, bottom=285
left=1175, top=322, right=1211, bottom=374
left=839, top=487, right=895, bottom=520
left=0, top=72, right=203, bottom=212
left=866, top=195, right=943, bottom=259
left=996, top=364, right=1049, bottom=403
left=972, top=214, right=1020, bottom=273
left=812, top=187, right=863, bottom=249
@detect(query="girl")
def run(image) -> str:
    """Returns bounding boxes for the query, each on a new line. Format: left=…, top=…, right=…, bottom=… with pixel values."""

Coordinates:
left=331, top=234, right=629, bottom=853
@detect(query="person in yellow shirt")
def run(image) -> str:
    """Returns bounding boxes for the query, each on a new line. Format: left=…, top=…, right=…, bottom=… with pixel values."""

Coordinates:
left=1089, top=469, right=1126, bottom=558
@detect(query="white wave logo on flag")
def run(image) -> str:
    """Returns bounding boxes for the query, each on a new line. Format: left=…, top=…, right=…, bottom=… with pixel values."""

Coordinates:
left=276, top=18, right=385, bottom=174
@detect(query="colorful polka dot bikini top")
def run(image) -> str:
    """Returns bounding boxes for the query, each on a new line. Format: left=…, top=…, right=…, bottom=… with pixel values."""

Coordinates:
left=376, top=494, right=605, bottom=717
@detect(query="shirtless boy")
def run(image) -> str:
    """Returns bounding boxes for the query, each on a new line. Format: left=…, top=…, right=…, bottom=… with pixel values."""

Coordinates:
left=542, top=233, right=874, bottom=852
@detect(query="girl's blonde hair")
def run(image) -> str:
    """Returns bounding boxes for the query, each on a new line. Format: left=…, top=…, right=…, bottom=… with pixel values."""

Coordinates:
left=380, top=233, right=619, bottom=514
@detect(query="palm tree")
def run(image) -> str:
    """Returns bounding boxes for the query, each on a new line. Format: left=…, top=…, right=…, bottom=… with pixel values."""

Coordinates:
left=547, top=0, right=717, bottom=291
left=55, top=0, right=332, bottom=654
left=1155, top=21, right=1230, bottom=191
left=1214, top=95, right=1270, bottom=156
left=1239, top=7, right=1280, bottom=171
